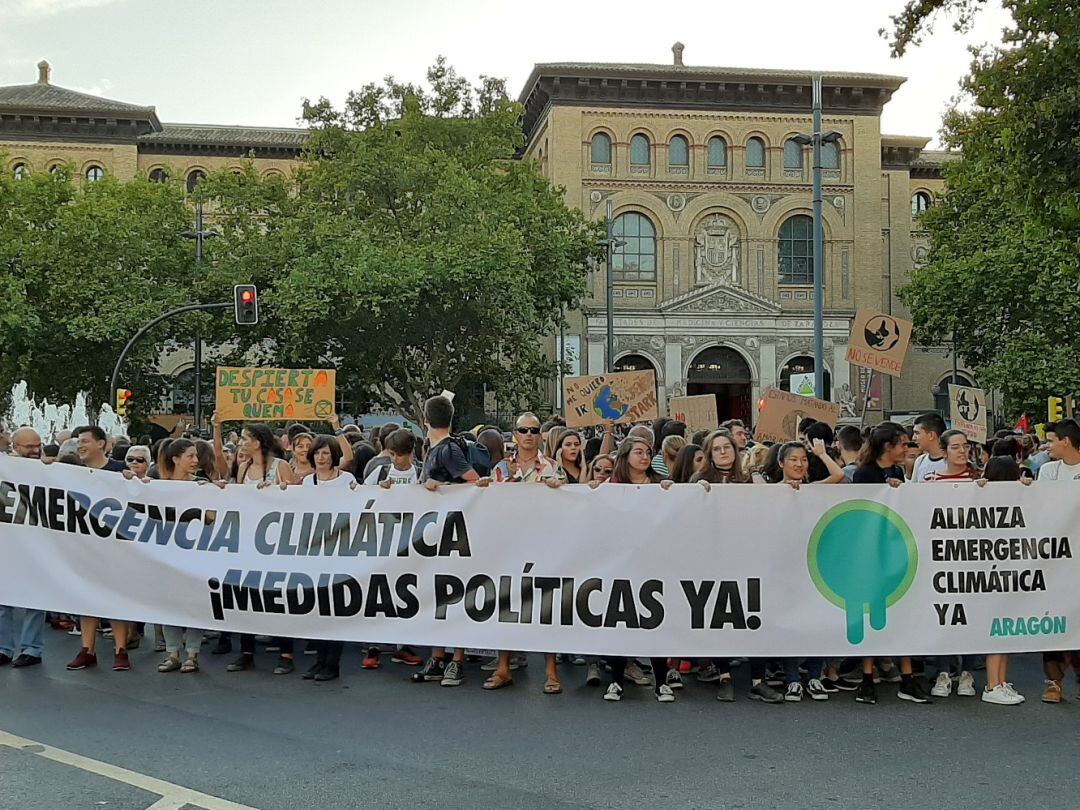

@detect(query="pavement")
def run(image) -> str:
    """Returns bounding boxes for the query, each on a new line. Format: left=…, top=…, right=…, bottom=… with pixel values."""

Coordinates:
left=1, top=631, right=1079, bottom=810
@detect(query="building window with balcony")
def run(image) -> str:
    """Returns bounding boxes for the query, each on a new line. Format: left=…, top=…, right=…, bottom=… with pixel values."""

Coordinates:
left=778, top=214, right=814, bottom=285
left=668, top=135, right=689, bottom=173
left=612, top=212, right=657, bottom=283
left=630, top=134, right=651, bottom=171
left=590, top=132, right=612, bottom=172
left=745, top=137, right=765, bottom=170
left=822, top=141, right=840, bottom=170
left=707, top=137, right=727, bottom=174
left=783, top=139, right=804, bottom=170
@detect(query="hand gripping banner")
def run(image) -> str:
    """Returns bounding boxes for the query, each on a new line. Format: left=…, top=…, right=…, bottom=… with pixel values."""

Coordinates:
left=0, top=456, right=1075, bottom=657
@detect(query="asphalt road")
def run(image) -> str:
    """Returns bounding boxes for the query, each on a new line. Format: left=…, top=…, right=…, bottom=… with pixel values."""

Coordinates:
left=1, top=631, right=1078, bottom=810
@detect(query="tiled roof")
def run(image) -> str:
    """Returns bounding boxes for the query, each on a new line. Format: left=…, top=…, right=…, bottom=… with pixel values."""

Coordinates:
left=0, top=82, right=158, bottom=120
left=139, top=123, right=308, bottom=148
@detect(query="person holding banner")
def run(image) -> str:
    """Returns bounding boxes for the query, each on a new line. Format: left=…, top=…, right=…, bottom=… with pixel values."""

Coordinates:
left=552, top=429, right=587, bottom=484
left=595, top=435, right=677, bottom=704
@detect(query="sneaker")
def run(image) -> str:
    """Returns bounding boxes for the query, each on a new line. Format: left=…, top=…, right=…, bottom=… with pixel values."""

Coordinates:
left=931, top=671, right=953, bottom=697
left=749, top=682, right=783, bottom=703
left=824, top=676, right=856, bottom=692
left=982, top=684, right=1023, bottom=705
left=480, top=656, right=501, bottom=672
left=440, top=660, right=464, bottom=687
left=765, top=667, right=784, bottom=687
left=571, top=654, right=587, bottom=665
left=314, top=667, right=340, bottom=682
left=112, top=650, right=130, bottom=671
left=957, top=670, right=976, bottom=697
left=272, top=656, right=294, bottom=675
left=0, top=653, right=10, bottom=666
left=898, top=678, right=932, bottom=704
left=410, top=656, right=446, bottom=683
left=877, top=661, right=902, bottom=683
left=655, top=683, right=676, bottom=703
left=696, top=662, right=721, bottom=683
left=226, top=653, right=254, bottom=672
left=624, top=660, right=651, bottom=686
left=1003, top=682, right=1026, bottom=703
left=66, top=648, right=97, bottom=670
left=303, top=662, right=322, bottom=680
left=510, top=653, right=529, bottom=669
left=678, top=660, right=692, bottom=674
left=665, top=668, right=684, bottom=689
left=819, top=677, right=840, bottom=693
left=391, top=646, right=423, bottom=666
left=1041, top=679, right=1063, bottom=703
left=785, top=682, right=804, bottom=702
left=362, top=647, right=381, bottom=669
left=586, top=662, right=602, bottom=686
left=807, top=678, right=829, bottom=701
left=67, top=625, right=81, bottom=636
left=855, top=681, right=877, bottom=704
left=603, top=683, right=623, bottom=702
left=716, top=677, right=736, bottom=702
left=12, top=654, right=41, bottom=668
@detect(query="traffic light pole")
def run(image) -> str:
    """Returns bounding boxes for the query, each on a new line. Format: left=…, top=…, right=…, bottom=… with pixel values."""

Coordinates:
left=110, top=302, right=231, bottom=423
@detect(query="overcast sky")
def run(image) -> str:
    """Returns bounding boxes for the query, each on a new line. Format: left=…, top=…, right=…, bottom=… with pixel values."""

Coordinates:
left=2, top=0, right=1011, bottom=147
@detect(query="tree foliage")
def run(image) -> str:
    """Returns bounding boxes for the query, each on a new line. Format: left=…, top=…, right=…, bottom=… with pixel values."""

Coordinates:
left=202, top=58, right=601, bottom=422
left=895, top=0, right=1080, bottom=417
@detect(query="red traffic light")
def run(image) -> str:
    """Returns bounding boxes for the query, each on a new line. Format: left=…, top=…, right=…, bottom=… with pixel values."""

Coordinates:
left=234, top=284, right=259, bottom=325
left=241, top=290, right=254, bottom=303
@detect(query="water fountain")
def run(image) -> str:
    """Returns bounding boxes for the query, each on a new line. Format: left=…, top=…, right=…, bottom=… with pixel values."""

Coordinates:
left=4, top=381, right=127, bottom=440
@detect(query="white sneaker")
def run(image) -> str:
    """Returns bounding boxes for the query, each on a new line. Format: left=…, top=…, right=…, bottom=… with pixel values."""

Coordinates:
left=957, top=670, right=976, bottom=697
left=655, top=683, right=676, bottom=703
left=982, top=684, right=1023, bottom=705
left=1003, top=682, right=1026, bottom=703
left=665, top=668, right=684, bottom=689
left=931, top=671, right=953, bottom=697
left=785, top=682, right=804, bottom=702
left=806, top=678, right=830, bottom=701
left=603, top=683, right=623, bottom=702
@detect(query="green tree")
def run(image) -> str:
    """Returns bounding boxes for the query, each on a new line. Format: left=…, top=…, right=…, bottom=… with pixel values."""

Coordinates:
left=202, top=59, right=601, bottom=423
left=893, top=0, right=1080, bottom=417
left=0, top=165, right=196, bottom=410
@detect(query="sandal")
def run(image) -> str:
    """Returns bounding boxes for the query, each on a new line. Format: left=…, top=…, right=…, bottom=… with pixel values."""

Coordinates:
left=180, top=657, right=199, bottom=673
left=158, top=656, right=181, bottom=673
left=543, top=678, right=563, bottom=695
left=482, top=673, right=514, bottom=690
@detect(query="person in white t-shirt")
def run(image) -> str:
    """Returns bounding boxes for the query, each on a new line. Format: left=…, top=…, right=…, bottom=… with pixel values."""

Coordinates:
left=910, top=412, right=949, bottom=482
left=1037, top=419, right=1080, bottom=481
left=362, top=428, right=421, bottom=487
left=301, top=435, right=358, bottom=488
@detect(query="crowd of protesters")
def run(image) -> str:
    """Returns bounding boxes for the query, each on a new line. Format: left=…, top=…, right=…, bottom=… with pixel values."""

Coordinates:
left=3, top=394, right=1079, bottom=709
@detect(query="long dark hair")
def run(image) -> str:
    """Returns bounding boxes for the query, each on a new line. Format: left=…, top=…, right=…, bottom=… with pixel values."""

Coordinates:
left=241, top=423, right=280, bottom=481
left=162, top=438, right=195, bottom=480
left=195, top=439, right=216, bottom=480
left=693, top=429, right=750, bottom=484
left=670, top=443, right=702, bottom=483
left=858, top=422, right=906, bottom=469
left=611, top=436, right=661, bottom=484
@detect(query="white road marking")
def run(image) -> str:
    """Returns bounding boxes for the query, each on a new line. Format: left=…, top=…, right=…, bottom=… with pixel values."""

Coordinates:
left=0, top=729, right=258, bottom=810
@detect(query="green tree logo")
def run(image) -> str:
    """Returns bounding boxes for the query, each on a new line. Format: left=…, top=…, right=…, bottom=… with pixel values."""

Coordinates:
left=807, top=500, right=918, bottom=644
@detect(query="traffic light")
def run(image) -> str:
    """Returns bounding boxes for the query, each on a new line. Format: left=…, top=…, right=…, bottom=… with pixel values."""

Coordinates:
left=234, top=284, right=258, bottom=325
left=115, top=388, right=133, bottom=417
left=1047, top=395, right=1064, bottom=423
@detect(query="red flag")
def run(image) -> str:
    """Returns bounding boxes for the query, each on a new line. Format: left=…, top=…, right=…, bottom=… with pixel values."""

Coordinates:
left=1015, top=413, right=1030, bottom=433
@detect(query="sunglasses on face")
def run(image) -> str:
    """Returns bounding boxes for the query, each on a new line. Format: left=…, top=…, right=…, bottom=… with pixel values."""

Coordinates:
left=126, top=457, right=147, bottom=464
left=515, top=427, right=541, bottom=435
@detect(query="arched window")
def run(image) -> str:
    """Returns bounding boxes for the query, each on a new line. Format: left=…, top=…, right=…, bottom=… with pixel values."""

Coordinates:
left=85, top=165, right=105, bottom=182
left=933, top=373, right=974, bottom=414
left=611, top=212, right=657, bottom=282
left=707, top=137, right=727, bottom=169
left=668, top=135, right=689, bottom=168
left=822, top=141, right=840, bottom=170
left=12, top=163, right=29, bottom=180
left=590, top=132, right=612, bottom=165
left=912, top=191, right=932, bottom=217
left=745, top=137, right=765, bottom=168
left=783, top=139, right=803, bottom=169
left=148, top=168, right=168, bottom=183
left=47, top=163, right=67, bottom=180
left=630, top=134, right=651, bottom=167
left=779, top=355, right=832, bottom=400
left=778, top=214, right=814, bottom=285
left=186, top=169, right=207, bottom=193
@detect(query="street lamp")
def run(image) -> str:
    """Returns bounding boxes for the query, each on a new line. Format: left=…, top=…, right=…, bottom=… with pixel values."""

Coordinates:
left=597, top=199, right=626, bottom=373
left=180, top=201, right=219, bottom=430
left=793, top=75, right=843, bottom=401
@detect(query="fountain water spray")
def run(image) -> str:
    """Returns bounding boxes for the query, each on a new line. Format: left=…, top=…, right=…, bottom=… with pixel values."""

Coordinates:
left=4, top=381, right=127, bottom=440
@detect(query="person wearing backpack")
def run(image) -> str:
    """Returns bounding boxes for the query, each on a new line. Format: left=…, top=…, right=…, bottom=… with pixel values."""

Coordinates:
left=362, top=428, right=423, bottom=486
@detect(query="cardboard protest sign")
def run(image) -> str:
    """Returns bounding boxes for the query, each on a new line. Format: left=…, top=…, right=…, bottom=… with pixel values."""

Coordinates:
left=563, top=370, right=658, bottom=428
left=755, top=387, right=841, bottom=444
left=668, top=394, right=718, bottom=432
left=948, top=384, right=988, bottom=443
left=846, top=309, right=914, bottom=378
left=216, top=367, right=336, bottom=421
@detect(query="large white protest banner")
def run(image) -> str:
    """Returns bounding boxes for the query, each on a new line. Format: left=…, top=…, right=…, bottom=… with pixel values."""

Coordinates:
left=0, top=456, right=1075, bottom=657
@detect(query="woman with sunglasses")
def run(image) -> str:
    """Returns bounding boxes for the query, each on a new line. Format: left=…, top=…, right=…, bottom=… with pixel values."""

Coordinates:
left=591, top=435, right=676, bottom=704
left=124, top=445, right=151, bottom=479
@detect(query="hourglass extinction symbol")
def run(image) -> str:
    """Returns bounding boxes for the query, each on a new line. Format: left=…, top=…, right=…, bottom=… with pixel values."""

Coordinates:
left=806, top=501, right=918, bottom=644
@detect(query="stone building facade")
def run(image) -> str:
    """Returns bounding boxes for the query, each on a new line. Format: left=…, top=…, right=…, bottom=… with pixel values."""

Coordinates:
left=518, top=46, right=971, bottom=422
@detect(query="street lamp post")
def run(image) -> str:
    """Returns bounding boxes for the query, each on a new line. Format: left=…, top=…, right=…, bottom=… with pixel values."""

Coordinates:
left=601, top=200, right=626, bottom=373
left=180, top=202, right=217, bottom=430
left=794, top=76, right=842, bottom=401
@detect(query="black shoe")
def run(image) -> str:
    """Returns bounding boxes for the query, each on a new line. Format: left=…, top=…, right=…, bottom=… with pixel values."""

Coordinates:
left=0, top=653, right=11, bottom=666
left=410, top=656, right=446, bottom=683
left=898, top=678, right=932, bottom=704
left=822, top=676, right=856, bottom=692
left=716, top=677, right=736, bottom=702
left=12, top=654, right=41, bottom=668
left=855, top=681, right=877, bottom=704
left=303, top=662, right=322, bottom=680
left=749, top=682, right=783, bottom=703
left=273, top=656, right=294, bottom=675
left=314, top=667, right=339, bottom=682
left=212, top=636, right=233, bottom=655
left=226, top=653, right=254, bottom=672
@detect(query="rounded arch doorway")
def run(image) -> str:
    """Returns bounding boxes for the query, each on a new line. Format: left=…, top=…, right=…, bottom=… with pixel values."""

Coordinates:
left=779, top=355, right=831, bottom=400
left=686, top=346, right=752, bottom=422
